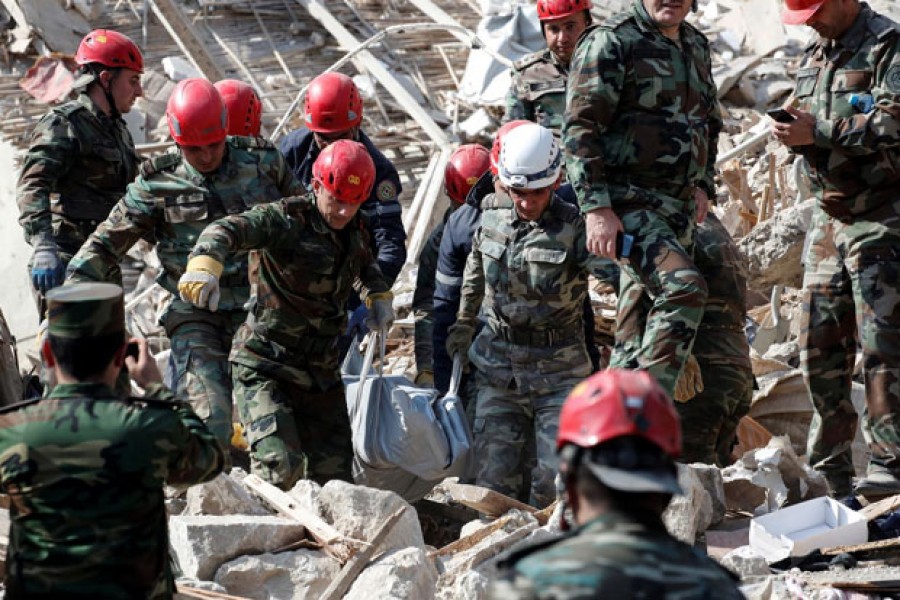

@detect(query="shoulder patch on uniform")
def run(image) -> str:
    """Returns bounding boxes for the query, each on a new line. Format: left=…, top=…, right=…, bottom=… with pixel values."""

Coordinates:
left=139, top=152, right=181, bottom=179
left=886, top=64, right=900, bottom=92
left=229, top=135, right=276, bottom=150
left=376, top=180, right=397, bottom=202
left=513, top=50, right=548, bottom=71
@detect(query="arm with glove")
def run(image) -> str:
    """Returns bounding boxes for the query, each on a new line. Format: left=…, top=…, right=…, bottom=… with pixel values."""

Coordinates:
left=446, top=229, right=486, bottom=365
left=357, top=239, right=394, bottom=333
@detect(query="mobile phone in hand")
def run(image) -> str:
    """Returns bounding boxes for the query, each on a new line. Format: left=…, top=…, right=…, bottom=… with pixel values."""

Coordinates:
left=125, top=341, right=139, bottom=361
left=615, top=232, right=634, bottom=259
left=767, top=108, right=795, bottom=123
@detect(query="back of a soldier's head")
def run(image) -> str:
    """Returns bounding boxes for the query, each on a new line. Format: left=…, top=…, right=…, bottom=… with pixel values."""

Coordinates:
left=43, top=283, right=127, bottom=381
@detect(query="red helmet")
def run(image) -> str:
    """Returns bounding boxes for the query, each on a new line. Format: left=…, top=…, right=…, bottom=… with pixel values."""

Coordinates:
left=445, top=144, right=491, bottom=205
left=312, top=139, right=375, bottom=205
left=558, top=369, right=681, bottom=457
left=304, top=72, right=363, bottom=134
left=166, top=78, right=228, bottom=146
left=536, top=0, right=592, bottom=21
left=75, top=29, right=144, bottom=73
left=215, top=79, right=262, bottom=137
left=490, top=120, right=531, bottom=176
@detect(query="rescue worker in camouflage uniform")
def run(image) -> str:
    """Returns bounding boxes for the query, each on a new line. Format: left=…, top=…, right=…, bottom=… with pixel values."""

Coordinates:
left=0, top=282, right=225, bottom=599
left=616, top=214, right=753, bottom=465
left=215, top=79, right=263, bottom=137
left=774, top=0, right=900, bottom=497
left=413, top=144, right=491, bottom=387
left=504, top=0, right=592, bottom=131
left=178, top=140, right=392, bottom=490
left=433, top=121, right=617, bottom=394
left=17, top=30, right=143, bottom=309
left=66, top=78, right=304, bottom=445
left=280, top=72, right=406, bottom=287
left=564, top=0, right=722, bottom=398
left=446, top=124, right=614, bottom=508
left=488, top=369, right=743, bottom=599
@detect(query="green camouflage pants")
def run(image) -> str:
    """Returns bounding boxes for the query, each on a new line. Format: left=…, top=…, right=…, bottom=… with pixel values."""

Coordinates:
left=802, top=204, right=900, bottom=496
left=164, top=300, right=244, bottom=446
left=472, top=373, right=577, bottom=508
left=232, top=362, right=353, bottom=491
left=610, top=209, right=707, bottom=397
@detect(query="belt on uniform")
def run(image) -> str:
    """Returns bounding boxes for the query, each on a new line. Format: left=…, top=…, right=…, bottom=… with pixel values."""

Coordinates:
left=491, top=321, right=583, bottom=347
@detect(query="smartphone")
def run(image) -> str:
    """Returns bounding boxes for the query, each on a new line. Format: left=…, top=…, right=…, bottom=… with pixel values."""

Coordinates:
left=615, top=232, right=634, bottom=259
left=766, top=108, right=795, bottom=123
left=125, top=341, right=139, bottom=361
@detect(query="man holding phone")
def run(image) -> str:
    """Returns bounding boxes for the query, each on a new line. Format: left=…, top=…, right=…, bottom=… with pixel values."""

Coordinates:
left=773, top=0, right=900, bottom=498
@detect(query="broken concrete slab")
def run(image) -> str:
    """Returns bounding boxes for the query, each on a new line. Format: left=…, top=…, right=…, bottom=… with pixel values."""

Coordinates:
left=720, top=545, right=771, bottom=578
left=689, top=463, right=727, bottom=526
left=183, top=472, right=271, bottom=517
left=344, top=547, right=438, bottom=600
left=435, top=568, right=491, bottom=600
left=214, top=548, right=340, bottom=599
left=663, top=464, right=717, bottom=545
left=169, top=515, right=306, bottom=581
left=317, top=480, right=424, bottom=553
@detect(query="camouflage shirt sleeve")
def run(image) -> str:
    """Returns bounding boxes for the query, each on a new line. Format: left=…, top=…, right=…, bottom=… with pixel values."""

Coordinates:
left=190, top=202, right=295, bottom=264
left=563, top=28, right=628, bottom=213
left=503, top=72, right=534, bottom=123
left=456, top=226, right=486, bottom=326
left=143, top=383, right=226, bottom=486
left=65, top=180, right=160, bottom=285
left=813, top=36, right=900, bottom=155
left=701, top=48, right=723, bottom=194
left=16, top=111, right=78, bottom=242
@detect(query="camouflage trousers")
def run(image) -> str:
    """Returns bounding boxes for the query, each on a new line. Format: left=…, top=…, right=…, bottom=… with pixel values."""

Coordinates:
left=802, top=204, right=900, bottom=496
left=610, top=208, right=707, bottom=397
left=163, top=300, right=244, bottom=446
left=472, top=372, right=579, bottom=508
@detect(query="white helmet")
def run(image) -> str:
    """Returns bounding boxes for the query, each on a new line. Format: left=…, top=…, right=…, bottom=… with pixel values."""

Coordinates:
left=498, top=123, right=561, bottom=190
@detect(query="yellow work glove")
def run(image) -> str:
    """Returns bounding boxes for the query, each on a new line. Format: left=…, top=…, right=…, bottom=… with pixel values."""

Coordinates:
left=364, top=291, right=395, bottom=332
left=414, top=369, right=434, bottom=387
left=178, top=256, right=224, bottom=312
left=674, top=355, right=704, bottom=403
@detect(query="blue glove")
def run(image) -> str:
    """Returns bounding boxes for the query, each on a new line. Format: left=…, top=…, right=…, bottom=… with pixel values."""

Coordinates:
left=31, top=239, right=65, bottom=294
left=346, top=304, right=369, bottom=339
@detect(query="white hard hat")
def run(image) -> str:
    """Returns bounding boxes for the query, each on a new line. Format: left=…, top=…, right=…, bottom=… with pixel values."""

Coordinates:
left=498, top=123, right=561, bottom=190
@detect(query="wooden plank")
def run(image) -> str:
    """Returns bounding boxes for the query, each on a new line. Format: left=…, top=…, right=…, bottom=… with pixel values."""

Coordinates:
left=175, top=584, right=252, bottom=599
left=861, top=494, right=900, bottom=521
left=821, top=536, right=900, bottom=556
left=320, top=506, right=405, bottom=600
left=441, top=481, right=538, bottom=519
left=242, top=474, right=356, bottom=563
left=432, top=511, right=521, bottom=557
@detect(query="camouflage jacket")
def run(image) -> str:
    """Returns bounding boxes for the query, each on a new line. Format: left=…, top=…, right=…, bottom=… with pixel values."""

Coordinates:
left=790, top=3, right=900, bottom=221
left=457, top=194, right=608, bottom=392
left=693, top=213, right=751, bottom=367
left=413, top=205, right=457, bottom=374
left=504, top=48, right=568, bottom=131
left=0, top=382, right=225, bottom=599
left=66, top=137, right=303, bottom=312
left=17, top=93, right=139, bottom=252
left=279, top=128, right=407, bottom=285
left=189, top=195, right=388, bottom=376
left=564, top=1, right=722, bottom=215
left=489, top=510, right=743, bottom=599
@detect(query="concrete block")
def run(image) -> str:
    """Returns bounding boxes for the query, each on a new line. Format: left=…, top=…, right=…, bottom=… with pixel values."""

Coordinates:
left=169, top=515, right=305, bottom=581
left=183, top=473, right=270, bottom=516
left=720, top=545, right=771, bottom=578
left=214, top=549, right=339, bottom=599
left=345, top=547, right=438, bottom=600
left=664, top=464, right=715, bottom=544
left=318, top=480, right=423, bottom=551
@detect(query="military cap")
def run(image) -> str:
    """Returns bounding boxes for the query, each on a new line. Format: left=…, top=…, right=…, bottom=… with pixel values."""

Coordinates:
left=46, top=282, right=125, bottom=339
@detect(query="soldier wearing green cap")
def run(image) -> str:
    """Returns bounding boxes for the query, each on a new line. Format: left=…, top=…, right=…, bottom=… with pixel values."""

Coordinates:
left=0, top=282, right=225, bottom=599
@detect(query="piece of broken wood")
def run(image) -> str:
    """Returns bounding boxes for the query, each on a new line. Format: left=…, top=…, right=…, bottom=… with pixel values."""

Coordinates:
left=432, top=511, right=523, bottom=558
left=320, top=506, right=405, bottom=600
left=860, top=493, right=900, bottom=521
left=821, top=536, right=900, bottom=557
left=175, top=584, right=251, bottom=599
left=242, top=474, right=356, bottom=563
left=441, top=481, right=540, bottom=520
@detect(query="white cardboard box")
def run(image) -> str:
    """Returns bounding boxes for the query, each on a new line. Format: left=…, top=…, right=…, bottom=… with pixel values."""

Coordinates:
left=749, top=497, right=868, bottom=563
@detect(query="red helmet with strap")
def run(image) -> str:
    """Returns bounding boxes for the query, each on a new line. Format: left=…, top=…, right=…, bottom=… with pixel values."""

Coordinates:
left=215, top=79, right=262, bottom=137
left=313, top=139, right=376, bottom=205
left=166, top=78, right=228, bottom=146
left=445, top=144, right=491, bottom=205
left=490, top=120, right=531, bottom=176
left=304, top=73, right=364, bottom=134
left=558, top=369, right=681, bottom=457
left=536, top=0, right=592, bottom=21
left=75, top=29, right=144, bottom=73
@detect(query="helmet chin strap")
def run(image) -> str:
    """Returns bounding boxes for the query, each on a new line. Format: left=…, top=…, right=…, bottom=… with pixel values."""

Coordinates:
left=99, top=68, right=122, bottom=121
